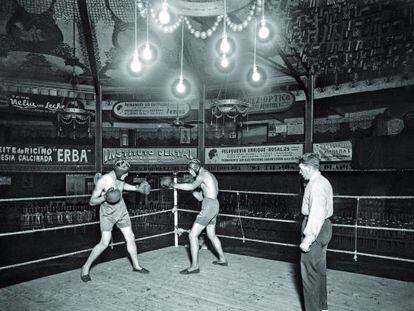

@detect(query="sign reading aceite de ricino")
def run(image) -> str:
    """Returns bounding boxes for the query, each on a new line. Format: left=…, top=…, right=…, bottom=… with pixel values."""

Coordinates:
left=103, top=148, right=197, bottom=165
left=205, top=144, right=303, bottom=164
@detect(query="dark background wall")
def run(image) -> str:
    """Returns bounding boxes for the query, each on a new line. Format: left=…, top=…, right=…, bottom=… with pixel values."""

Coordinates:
left=215, top=170, right=414, bottom=195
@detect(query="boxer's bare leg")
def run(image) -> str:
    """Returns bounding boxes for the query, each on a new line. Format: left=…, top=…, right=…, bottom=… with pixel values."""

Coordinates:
left=206, top=224, right=227, bottom=263
left=81, top=231, right=112, bottom=279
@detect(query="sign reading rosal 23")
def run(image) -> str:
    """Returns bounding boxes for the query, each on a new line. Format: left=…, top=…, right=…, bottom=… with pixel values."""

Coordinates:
left=205, top=144, right=303, bottom=164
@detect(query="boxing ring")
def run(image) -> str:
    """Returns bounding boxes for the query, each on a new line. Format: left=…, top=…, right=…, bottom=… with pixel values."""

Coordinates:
left=0, top=188, right=413, bottom=272
left=0, top=188, right=413, bottom=310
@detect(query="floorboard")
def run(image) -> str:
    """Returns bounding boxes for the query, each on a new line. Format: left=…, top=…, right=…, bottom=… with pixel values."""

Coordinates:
left=0, top=246, right=413, bottom=311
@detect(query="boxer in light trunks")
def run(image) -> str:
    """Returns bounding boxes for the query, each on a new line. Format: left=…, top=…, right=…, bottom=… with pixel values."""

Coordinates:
left=80, top=160, right=151, bottom=282
left=171, top=159, right=227, bottom=274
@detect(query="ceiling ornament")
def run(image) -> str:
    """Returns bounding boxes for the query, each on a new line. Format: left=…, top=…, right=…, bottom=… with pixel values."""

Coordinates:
left=211, top=98, right=250, bottom=132
left=183, top=15, right=222, bottom=40
left=57, top=99, right=92, bottom=139
left=165, top=0, right=251, bottom=17
left=225, top=0, right=258, bottom=32
left=57, top=0, right=92, bottom=139
left=135, top=0, right=260, bottom=36
left=150, top=9, right=183, bottom=33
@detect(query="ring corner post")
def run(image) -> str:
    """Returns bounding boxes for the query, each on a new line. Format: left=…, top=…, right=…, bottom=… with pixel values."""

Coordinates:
left=173, top=172, right=178, bottom=247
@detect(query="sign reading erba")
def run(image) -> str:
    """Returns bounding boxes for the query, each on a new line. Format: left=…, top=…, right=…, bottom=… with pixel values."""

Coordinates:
left=112, top=101, right=191, bottom=119
left=0, top=145, right=93, bottom=165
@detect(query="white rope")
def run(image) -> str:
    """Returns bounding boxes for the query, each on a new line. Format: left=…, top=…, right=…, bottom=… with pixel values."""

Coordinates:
left=218, top=234, right=414, bottom=263
left=334, top=195, right=414, bottom=200
left=327, top=249, right=414, bottom=263
left=0, top=220, right=99, bottom=237
left=334, top=224, right=414, bottom=232
left=0, top=209, right=172, bottom=237
left=177, top=208, right=414, bottom=232
left=220, top=189, right=414, bottom=200
left=0, top=231, right=174, bottom=271
left=0, top=189, right=162, bottom=204
left=220, top=189, right=299, bottom=197
left=0, top=194, right=90, bottom=203
left=129, top=209, right=171, bottom=219
left=217, top=234, right=298, bottom=248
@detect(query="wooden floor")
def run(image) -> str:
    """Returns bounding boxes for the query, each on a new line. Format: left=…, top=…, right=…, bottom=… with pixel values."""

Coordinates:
left=1, top=246, right=413, bottom=311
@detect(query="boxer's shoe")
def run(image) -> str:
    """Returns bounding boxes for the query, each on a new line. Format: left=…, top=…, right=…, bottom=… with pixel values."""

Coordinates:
left=133, top=267, right=150, bottom=274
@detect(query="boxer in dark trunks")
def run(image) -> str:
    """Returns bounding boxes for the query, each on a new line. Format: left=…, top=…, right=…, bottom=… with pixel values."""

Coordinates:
left=171, top=159, right=227, bottom=274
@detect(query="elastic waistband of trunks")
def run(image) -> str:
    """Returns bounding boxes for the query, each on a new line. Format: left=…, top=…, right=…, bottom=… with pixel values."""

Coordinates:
left=203, top=197, right=218, bottom=202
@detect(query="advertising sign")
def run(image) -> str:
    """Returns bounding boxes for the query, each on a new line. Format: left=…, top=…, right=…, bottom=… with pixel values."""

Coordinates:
left=103, top=148, right=197, bottom=165
left=240, top=92, right=295, bottom=114
left=5, top=93, right=65, bottom=114
left=112, top=101, right=191, bottom=119
left=314, top=141, right=352, bottom=162
left=0, top=145, right=94, bottom=165
left=206, top=92, right=295, bottom=114
left=205, top=144, right=303, bottom=164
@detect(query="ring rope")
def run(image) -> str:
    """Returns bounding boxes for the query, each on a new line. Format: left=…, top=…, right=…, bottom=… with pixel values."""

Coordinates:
left=220, top=189, right=414, bottom=200
left=0, top=209, right=172, bottom=237
left=217, top=234, right=414, bottom=263
left=220, top=189, right=299, bottom=197
left=1, top=191, right=412, bottom=204
left=177, top=209, right=414, bottom=232
left=333, top=195, right=414, bottom=200
left=334, top=224, right=414, bottom=232
left=0, top=189, right=162, bottom=204
left=0, top=231, right=174, bottom=271
left=2, top=190, right=413, bottom=270
left=0, top=194, right=90, bottom=203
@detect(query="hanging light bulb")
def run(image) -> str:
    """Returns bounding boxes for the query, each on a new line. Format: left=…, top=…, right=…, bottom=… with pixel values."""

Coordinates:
left=176, top=76, right=185, bottom=94
left=247, top=17, right=266, bottom=87
left=220, top=54, right=229, bottom=68
left=158, top=0, right=170, bottom=25
left=217, top=0, right=234, bottom=55
left=172, top=76, right=191, bottom=97
left=171, top=22, right=191, bottom=98
left=142, top=42, right=153, bottom=61
left=258, top=0, right=271, bottom=41
left=129, top=1, right=142, bottom=74
left=215, top=54, right=234, bottom=73
left=130, top=50, right=142, bottom=73
left=139, top=1, right=157, bottom=65
left=258, top=18, right=270, bottom=40
left=252, top=65, right=261, bottom=82
left=220, top=33, right=231, bottom=54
